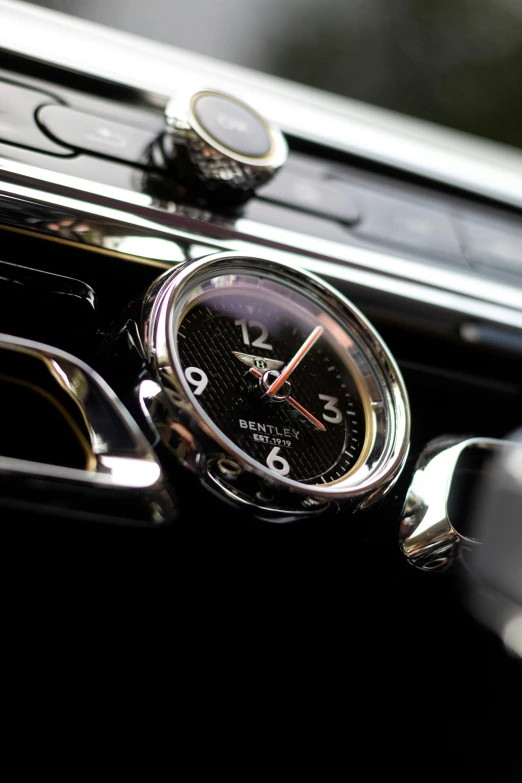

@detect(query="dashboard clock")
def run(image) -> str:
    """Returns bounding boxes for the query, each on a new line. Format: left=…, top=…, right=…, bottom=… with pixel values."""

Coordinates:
left=140, top=252, right=410, bottom=519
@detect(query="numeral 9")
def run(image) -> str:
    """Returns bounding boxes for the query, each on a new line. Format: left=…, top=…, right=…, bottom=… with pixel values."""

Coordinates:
left=185, top=366, right=208, bottom=396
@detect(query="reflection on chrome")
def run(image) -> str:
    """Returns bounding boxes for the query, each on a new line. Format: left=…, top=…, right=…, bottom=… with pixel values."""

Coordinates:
left=0, top=333, right=176, bottom=527
left=399, top=436, right=508, bottom=571
left=2, top=158, right=522, bottom=332
left=400, top=429, right=522, bottom=660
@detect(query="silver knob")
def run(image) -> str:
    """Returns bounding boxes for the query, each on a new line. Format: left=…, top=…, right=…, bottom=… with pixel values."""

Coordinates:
left=163, top=88, right=288, bottom=203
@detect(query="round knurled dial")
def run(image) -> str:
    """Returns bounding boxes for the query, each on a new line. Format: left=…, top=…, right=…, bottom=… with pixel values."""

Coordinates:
left=164, top=89, right=288, bottom=200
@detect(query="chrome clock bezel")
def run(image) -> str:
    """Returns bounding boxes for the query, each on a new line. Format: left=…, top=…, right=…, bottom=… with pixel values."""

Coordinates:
left=142, top=252, right=410, bottom=502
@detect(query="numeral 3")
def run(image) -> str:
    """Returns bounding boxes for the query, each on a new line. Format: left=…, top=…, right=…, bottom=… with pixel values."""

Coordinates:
left=319, top=394, right=343, bottom=424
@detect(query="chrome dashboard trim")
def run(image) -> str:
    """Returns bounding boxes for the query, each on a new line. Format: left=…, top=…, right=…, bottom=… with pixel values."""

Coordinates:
left=2, top=0, right=522, bottom=208
left=1, top=2, right=522, bottom=334
left=1, top=156, right=522, bottom=333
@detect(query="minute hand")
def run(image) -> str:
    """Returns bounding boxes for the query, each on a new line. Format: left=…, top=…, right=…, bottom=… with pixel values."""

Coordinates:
left=266, top=325, right=323, bottom=397
left=249, top=368, right=325, bottom=431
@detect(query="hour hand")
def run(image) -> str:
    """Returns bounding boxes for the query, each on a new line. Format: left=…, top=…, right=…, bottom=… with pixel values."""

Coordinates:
left=233, top=351, right=284, bottom=373
left=248, top=367, right=325, bottom=431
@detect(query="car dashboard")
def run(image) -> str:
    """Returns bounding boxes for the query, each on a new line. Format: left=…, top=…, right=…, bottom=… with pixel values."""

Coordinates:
left=1, top=0, right=521, bottom=732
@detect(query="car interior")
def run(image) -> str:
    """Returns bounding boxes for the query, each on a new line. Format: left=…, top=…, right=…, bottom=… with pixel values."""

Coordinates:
left=1, top=0, right=521, bottom=747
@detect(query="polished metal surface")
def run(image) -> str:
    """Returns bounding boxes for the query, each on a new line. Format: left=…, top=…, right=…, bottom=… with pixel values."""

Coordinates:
left=399, top=436, right=510, bottom=571
left=2, top=1, right=522, bottom=207
left=141, top=251, right=410, bottom=512
left=0, top=333, right=176, bottom=526
left=1, top=160, right=522, bottom=336
left=401, top=433, right=522, bottom=660
left=165, top=88, right=288, bottom=196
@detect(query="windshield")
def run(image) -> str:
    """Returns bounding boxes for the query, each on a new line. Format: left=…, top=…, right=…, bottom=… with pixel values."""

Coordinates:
left=29, top=0, right=522, bottom=151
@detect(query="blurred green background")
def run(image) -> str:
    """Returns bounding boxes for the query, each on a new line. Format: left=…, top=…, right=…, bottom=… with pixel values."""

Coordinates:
left=29, top=0, right=522, bottom=149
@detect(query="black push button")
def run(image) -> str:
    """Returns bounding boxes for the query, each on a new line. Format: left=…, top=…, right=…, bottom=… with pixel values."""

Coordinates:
left=345, top=187, right=464, bottom=261
left=457, top=215, right=522, bottom=275
left=257, top=172, right=359, bottom=225
left=193, top=93, right=271, bottom=157
left=0, top=79, right=73, bottom=156
left=37, top=105, right=156, bottom=164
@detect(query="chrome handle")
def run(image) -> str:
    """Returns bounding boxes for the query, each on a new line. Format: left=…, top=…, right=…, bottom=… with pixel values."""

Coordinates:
left=399, top=436, right=509, bottom=571
left=0, top=333, right=177, bottom=527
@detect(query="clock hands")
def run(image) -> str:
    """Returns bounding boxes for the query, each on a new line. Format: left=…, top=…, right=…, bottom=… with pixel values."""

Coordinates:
left=232, top=326, right=326, bottom=431
left=265, top=326, right=323, bottom=397
left=248, top=367, right=325, bottom=431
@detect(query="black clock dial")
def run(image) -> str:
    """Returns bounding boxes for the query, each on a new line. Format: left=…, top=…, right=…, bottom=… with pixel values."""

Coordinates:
left=176, top=280, right=367, bottom=485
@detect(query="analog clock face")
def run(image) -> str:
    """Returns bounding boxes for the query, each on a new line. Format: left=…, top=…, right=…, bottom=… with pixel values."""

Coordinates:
left=174, top=274, right=372, bottom=486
